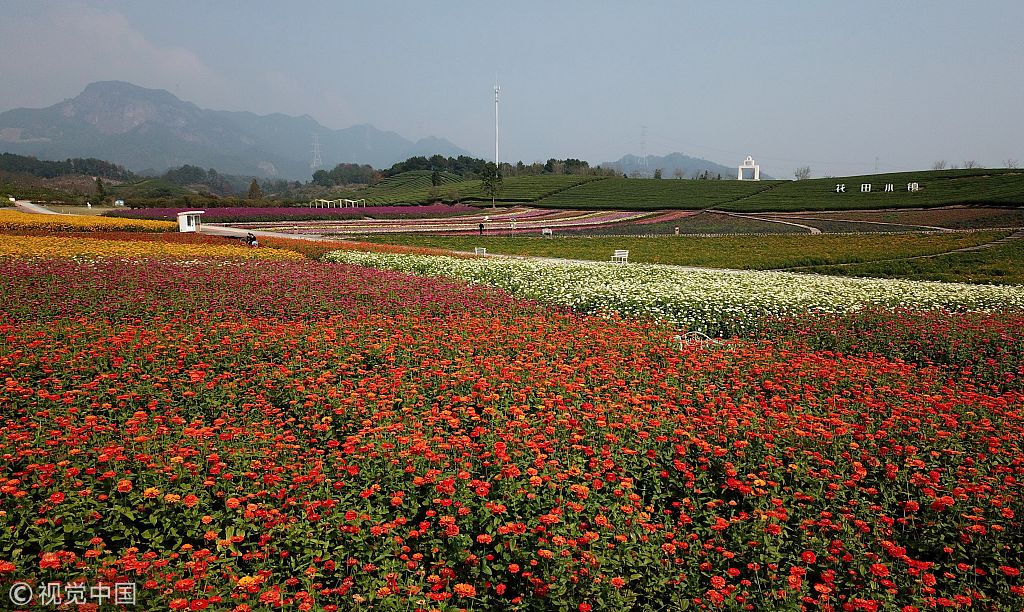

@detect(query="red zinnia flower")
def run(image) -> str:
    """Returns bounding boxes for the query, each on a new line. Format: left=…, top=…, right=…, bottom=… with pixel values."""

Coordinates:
left=801, top=551, right=817, bottom=564
left=869, top=563, right=890, bottom=578
left=39, top=553, right=61, bottom=570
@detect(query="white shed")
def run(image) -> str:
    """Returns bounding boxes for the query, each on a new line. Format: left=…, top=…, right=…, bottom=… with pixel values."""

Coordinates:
left=177, top=210, right=205, bottom=232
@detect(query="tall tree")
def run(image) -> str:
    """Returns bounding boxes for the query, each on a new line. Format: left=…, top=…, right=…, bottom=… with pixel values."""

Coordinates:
left=247, top=178, right=263, bottom=200
left=794, top=166, right=812, bottom=180
left=480, top=162, right=503, bottom=208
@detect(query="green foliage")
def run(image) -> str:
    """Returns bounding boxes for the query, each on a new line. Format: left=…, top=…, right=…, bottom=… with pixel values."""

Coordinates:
left=0, top=153, right=133, bottom=181
left=537, top=177, right=778, bottom=210
left=329, top=172, right=600, bottom=206
left=247, top=178, right=263, bottom=200
left=480, top=162, right=503, bottom=202
left=717, top=168, right=1024, bottom=212
left=160, top=165, right=235, bottom=196
left=803, top=235, right=1024, bottom=285
left=108, top=179, right=190, bottom=200
left=357, top=230, right=1011, bottom=276
left=312, top=163, right=378, bottom=186
left=533, top=169, right=1024, bottom=212
left=0, top=180, right=89, bottom=205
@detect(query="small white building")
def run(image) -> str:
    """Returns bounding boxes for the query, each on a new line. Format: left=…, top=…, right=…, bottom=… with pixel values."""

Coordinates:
left=737, top=156, right=761, bottom=181
left=177, top=210, right=205, bottom=233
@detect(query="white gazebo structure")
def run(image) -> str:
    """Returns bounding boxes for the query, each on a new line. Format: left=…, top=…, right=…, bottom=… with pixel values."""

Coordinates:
left=177, top=210, right=205, bottom=233
left=737, top=156, right=761, bottom=181
left=308, top=198, right=367, bottom=208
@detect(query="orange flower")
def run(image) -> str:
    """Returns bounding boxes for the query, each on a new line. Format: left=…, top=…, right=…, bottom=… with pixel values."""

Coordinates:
left=610, top=577, right=626, bottom=588
left=39, top=552, right=62, bottom=570
left=226, top=497, right=241, bottom=510
left=453, top=583, right=476, bottom=598
left=116, top=479, right=133, bottom=493
left=143, top=487, right=160, bottom=499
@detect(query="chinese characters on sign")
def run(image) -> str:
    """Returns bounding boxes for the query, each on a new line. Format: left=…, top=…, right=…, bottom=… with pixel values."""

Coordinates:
left=835, top=183, right=919, bottom=193
left=8, top=581, right=136, bottom=607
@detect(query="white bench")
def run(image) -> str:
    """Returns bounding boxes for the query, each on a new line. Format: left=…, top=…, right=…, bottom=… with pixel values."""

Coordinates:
left=474, top=247, right=487, bottom=255
left=541, top=228, right=553, bottom=238
left=611, top=249, right=629, bottom=263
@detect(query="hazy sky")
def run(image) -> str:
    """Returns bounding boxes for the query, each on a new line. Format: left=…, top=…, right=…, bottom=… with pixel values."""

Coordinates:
left=2, top=0, right=1022, bottom=177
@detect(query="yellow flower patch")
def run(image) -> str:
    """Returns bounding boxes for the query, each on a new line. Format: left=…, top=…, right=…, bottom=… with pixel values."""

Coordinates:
left=0, top=209, right=177, bottom=232
left=0, top=235, right=304, bottom=260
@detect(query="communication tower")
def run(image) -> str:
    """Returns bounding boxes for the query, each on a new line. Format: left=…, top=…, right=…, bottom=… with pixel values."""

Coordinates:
left=311, top=134, right=323, bottom=173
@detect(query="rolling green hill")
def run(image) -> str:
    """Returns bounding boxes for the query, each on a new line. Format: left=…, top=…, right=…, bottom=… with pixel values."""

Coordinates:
left=529, top=168, right=1024, bottom=212
left=534, top=177, right=781, bottom=209
left=327, top=173, right=602, bottom=206
left=716, top=168, right=1024, bottom=212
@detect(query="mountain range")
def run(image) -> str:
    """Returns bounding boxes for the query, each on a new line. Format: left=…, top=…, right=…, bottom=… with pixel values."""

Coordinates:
left=0, top=80, right=742, bottom=182
left=0, top=81, right=471, bottom=180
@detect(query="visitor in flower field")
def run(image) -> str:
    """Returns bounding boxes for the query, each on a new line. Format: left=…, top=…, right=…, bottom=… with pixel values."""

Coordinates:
left=245, top=232, right=258, bottom=247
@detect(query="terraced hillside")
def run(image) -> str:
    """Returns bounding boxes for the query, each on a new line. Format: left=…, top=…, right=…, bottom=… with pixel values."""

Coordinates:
left=715, top=168, right=1024, bottom=212
left=308, top=168, right=1024, bottom=211
left=530, top=168, right=1024, bottom=212
left=331, top=172, right=602, bottom=206
left=535, top=177, right=780, bottom=209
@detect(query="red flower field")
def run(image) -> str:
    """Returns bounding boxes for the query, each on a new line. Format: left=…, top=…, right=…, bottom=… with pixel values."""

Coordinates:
left=1, top=245, right=1023, bottom=610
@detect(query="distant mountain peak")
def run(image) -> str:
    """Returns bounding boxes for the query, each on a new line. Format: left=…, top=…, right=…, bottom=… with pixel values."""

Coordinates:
left=601, top=151, right=763, bottom=179
left=0, top=81, right=471, bottom=179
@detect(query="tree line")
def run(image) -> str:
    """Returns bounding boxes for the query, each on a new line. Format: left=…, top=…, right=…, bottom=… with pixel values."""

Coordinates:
left=0, top=153, right=133, bottom=181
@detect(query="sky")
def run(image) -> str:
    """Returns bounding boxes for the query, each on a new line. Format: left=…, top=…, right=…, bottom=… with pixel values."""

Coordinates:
left=1, top=0, right=1022, bottom=178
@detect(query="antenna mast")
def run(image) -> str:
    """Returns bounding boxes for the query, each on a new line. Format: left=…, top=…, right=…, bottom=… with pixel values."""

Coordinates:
left=494, top=83, right=500, bottom=168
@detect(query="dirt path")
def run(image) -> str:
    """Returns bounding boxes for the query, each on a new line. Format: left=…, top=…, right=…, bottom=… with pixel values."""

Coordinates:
left=753, top=213, right=951, bottom=232
left=13, top=200, right=63, bottom=215
left=712, top=210, right=822, bottom=234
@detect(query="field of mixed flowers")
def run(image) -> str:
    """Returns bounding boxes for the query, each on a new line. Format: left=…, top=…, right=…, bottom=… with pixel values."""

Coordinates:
left=1, top=216, right=1023, bottom=611
left=106, top=205, right=481, bottom=224
left=324, top=251, right=1024, bottom=337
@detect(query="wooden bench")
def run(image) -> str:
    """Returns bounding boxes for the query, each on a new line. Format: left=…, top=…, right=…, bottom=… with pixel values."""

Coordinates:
left=611, top=249, right=629, bottom=263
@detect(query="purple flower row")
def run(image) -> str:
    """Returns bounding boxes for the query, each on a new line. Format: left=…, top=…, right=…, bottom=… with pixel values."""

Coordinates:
left=104, top=204, right=480, bottom=223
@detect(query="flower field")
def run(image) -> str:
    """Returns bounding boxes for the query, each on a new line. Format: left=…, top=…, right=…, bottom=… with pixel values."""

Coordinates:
left=238, top=208, right=663, bottom=237
left=0, top=209, right=176, bottom=232
left=0, top=234, right=304, bottom=261
left=107, top=205, right=481, bottom=224
left=2, top=225, right=1023, bottom=610
left=323, top=250, right=1024, bottom=337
